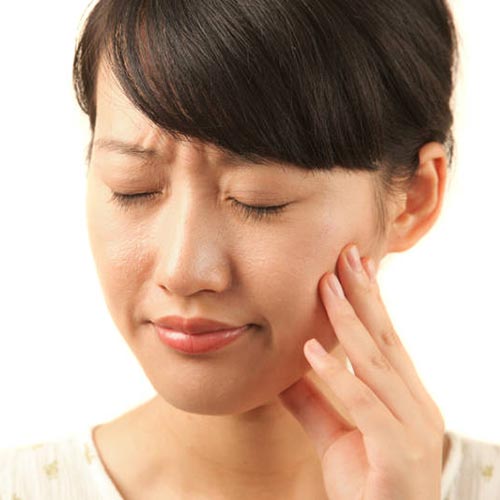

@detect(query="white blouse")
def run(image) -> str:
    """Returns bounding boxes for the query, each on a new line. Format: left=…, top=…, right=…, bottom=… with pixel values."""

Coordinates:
left=1, top=427, right=499, bottom=499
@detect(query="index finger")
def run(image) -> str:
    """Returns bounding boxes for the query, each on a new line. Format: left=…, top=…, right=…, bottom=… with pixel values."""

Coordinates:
left=336, top=245, right=444, bottom=427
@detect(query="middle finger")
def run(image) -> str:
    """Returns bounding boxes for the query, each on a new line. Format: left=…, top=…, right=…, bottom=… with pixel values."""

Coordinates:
left=336, top=244, right=444, bottom=424
left=320, top=266, right=423, bottom=428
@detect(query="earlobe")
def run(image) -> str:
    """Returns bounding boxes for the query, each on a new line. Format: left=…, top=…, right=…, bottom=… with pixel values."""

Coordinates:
left=385, top=142, right=448, bottom=254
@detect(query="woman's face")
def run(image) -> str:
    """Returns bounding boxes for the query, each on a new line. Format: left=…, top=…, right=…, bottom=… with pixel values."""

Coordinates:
left=86, top=63, right=387, bottom=415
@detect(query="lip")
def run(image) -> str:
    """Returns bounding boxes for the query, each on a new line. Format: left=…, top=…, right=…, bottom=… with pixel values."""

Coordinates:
left=152, top=315, right=248, bottom=335
left=154, top=324, right=251, bottom=354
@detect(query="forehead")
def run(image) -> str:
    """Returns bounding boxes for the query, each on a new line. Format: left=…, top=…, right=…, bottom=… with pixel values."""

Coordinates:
left=94, top=61, right=154, bottom=139
left=92, top=61, right=372, bottom=187
left=92, top=61, right=305, bottom=173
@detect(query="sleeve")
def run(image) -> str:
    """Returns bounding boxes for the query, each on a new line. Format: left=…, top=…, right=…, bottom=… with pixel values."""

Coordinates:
left=445, top=433, right=500, bottom=500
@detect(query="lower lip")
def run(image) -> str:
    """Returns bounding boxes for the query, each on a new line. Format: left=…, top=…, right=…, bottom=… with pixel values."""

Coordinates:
left=154, top=324, right=251, bottom=354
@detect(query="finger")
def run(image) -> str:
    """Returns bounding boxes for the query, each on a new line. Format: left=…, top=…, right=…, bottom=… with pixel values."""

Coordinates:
left=337, top=244, right=445, bottom=427
left=319, top=272, right=427, bottom=429
left=303, top=338, right=404, bottom=450
left=278, top=374, right=354, bottom=458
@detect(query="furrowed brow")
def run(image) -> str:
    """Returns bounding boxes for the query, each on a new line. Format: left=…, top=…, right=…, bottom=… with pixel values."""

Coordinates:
left=93, top=138, right=158, bottom=158
left=91, top=137, right=289, bottom=171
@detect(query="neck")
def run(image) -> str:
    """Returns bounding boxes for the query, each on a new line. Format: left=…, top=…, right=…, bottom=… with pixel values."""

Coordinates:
left=93, top=345, right=450, bottom=499
left=132, top=393, right=328, bottom=498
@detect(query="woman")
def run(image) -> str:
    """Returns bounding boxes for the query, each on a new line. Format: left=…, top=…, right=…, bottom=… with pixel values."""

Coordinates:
left=2, top=0, right=500, bottom=499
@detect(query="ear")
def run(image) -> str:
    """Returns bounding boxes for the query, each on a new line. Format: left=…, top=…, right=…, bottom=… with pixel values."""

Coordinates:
left=384, top=142, right=448, bottom=253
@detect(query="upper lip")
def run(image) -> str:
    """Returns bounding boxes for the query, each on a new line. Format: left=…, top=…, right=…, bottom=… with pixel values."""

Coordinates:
left=152, top=316, right=249, bottom=335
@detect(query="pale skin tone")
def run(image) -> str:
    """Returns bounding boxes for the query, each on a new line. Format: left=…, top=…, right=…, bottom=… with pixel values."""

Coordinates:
left=87, top=62, right=450, bottom=499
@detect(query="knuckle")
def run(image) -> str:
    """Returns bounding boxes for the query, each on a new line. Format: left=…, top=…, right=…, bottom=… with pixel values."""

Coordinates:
left=369, top=352, right=392, bottom=372
left=349, top=386, right=378, bottom=411
left=406, top=429, right=443, bottom=464
left=335, top=308, right=357, bottom=327
left=378, top=328, right=402, bottom=348
left=403, top=434, right=428, bottom=464
left=357, top=278, right=375, bottom=296
left=326, top=358, right=345, bottom=375
left=407, top=446, right=427, bottom=464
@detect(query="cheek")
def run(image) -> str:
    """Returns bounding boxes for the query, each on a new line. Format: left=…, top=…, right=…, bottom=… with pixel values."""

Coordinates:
left=250, top=211, right=376, bottom=353
left=86, top=183, right=152, bottom=324
left=240, top=221, right=339, bottom=350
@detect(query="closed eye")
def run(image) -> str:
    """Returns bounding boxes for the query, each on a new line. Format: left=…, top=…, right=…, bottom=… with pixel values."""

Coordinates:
left=229, top=198, right=290, bottom=221
left=110, top=191, right=291, bottom=221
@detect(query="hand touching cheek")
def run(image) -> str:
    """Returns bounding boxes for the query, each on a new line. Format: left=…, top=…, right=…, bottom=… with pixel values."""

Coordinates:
left=279, top=244, right=446, bottom=500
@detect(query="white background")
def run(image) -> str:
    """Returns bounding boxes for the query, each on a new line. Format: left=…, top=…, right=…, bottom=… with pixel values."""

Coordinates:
left=0, top=0, right=499, bottom=448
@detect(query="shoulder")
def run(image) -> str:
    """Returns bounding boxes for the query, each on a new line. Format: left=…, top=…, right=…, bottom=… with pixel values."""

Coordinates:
left=0, top=428, right=112, bottom=500
left=443, top=430, right=500, bottom=500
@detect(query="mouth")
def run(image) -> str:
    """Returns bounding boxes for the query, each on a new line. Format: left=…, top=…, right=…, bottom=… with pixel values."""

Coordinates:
left=154, top=324, right=252, bottom=354
left=152, top=315, right=249, bottom=335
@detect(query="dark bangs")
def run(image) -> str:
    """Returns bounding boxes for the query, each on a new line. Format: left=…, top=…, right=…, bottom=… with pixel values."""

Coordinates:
left=73, top=0, right=458, bottom=182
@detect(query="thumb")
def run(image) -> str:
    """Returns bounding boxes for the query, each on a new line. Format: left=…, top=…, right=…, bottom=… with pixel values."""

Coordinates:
left=278, top=373, right=354, bottom=459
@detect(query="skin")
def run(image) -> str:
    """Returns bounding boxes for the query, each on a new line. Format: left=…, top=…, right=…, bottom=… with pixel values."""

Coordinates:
left=86, top=61, right=450, bottom=499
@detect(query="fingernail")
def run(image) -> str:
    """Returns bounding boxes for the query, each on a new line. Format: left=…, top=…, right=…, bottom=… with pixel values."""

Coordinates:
left=328, top=274, right=345, bottom=299
left=306, top=338, right=328, bottom=358
left=346, top=245, right=363, bottom=273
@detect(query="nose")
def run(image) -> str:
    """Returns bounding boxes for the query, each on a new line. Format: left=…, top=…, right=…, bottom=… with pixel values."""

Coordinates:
left=153, top=189, right=232, bottom=297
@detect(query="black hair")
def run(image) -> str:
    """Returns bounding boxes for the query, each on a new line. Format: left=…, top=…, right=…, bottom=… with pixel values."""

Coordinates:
left=73, top=0, right=459, bottom=233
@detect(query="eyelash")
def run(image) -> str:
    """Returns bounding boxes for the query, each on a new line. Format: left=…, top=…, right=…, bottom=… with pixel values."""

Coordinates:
left=110, top=192, right=289, bottom=221
left=230, top=198, right=288, bottom=222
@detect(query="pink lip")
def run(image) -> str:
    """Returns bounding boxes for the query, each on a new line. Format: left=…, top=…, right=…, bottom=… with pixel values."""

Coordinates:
left=154, top=324, right=251, bottom=354
left=152, top=315, right=248, bottom=335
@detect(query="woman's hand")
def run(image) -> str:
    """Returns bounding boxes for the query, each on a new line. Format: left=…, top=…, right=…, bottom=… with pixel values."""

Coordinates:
left=278, top=243, right=446, bottom=500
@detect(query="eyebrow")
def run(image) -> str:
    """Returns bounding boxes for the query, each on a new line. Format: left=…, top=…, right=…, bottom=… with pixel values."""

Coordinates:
left=92, top=137, right=273, bottom=168
left=93, top=138, right=159, bottom=159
